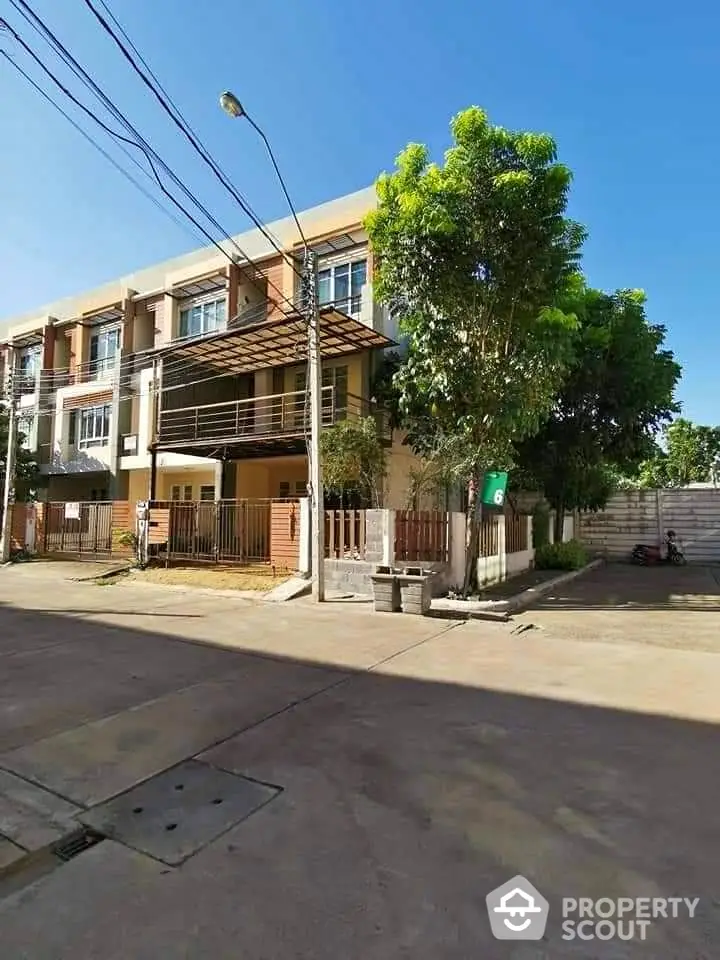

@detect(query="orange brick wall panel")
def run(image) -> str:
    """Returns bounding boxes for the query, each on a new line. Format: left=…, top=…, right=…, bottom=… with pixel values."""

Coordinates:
left=111, top=501, right=132, bottom=531
left=270, top=501, right=300, bottom=571
left=10, top=504, right=28, bottom=550
left=147, top=508, right=170, bottom=545
left=264, top=257, right=288, bottom=321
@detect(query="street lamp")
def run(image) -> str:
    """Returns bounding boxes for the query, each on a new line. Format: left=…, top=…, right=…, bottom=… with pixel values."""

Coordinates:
left=219, top=92, right=324, bottom=601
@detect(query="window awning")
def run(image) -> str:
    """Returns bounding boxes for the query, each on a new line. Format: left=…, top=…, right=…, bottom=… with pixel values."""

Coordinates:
left=154, top=306, right=395, bottom=375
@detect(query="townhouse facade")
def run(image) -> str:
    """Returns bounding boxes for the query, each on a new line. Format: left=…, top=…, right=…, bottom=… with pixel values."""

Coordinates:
left=0, top=186, right=426, bottom=511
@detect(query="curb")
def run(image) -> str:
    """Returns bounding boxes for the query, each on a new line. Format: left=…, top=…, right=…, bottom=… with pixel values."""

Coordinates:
left=430, top=558, right=604, bottom=618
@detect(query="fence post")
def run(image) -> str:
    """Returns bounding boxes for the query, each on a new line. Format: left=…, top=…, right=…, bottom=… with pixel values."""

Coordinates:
left=298, top=497, right=311, bottom=573
left=526, top=516, right=533, bottom=554
left=548, top=512, right=555, bottom=544
left=450, top=512, right=465, bottom=587
left=498, top=515, right=507, bottom=581
left=383, top=509, right=395, bottom=567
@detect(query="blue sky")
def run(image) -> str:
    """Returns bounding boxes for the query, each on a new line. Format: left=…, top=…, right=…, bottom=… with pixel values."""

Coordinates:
left=0, top=0, right=717, bottom=421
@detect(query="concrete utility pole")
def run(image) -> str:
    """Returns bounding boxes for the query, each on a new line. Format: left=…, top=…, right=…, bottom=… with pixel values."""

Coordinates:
left=0, top=348, right=17, bottom=564
left=219, top=91, right=325, bottom=601
left=303, top=248, right=325, bottom=601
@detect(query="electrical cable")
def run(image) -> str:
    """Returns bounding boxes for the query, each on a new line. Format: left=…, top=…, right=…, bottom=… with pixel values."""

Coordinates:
left=0, top=50, right=201, bottom=244
left=4, top=1, right=298, bottom=315
left=83, top=0, right=302, bottom=276
left=88, top=0, right=292, bottom=270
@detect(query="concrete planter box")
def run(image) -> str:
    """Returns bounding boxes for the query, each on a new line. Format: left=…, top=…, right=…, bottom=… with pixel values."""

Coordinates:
left=397, top=568, right=434, bottom=615
left=370, top=566, right=401, bottom=613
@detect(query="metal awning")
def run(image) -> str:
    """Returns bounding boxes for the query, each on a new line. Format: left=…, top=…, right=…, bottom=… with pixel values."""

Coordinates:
left=170, top=273, right=227, bottom=300
left=155, top=306, right=395, bottom=374
left=83, top=306, right=123, bottom=326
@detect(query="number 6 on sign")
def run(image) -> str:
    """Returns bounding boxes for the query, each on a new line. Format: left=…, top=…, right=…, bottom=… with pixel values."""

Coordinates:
left=493, top=489, right=505, bottom=506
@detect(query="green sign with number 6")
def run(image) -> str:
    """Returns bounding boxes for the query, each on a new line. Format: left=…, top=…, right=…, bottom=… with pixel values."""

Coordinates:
left=481, top=471, right=508, bottom=507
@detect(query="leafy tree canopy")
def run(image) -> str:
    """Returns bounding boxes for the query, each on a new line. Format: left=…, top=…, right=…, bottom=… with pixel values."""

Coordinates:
left=0, top=408, right=40, bottom=502
left=365, top=106, right=585, bottom=478
left=634, top=418, right=720, bottom=487
left=513, top=282, right=681, bottom=526
left=319, top=417, right=387, bottom=507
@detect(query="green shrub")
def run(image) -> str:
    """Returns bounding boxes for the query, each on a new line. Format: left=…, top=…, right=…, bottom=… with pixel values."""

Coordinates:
left=534, top=539, right=587, bottom=571
left=531, top=502, right=551, bottom=549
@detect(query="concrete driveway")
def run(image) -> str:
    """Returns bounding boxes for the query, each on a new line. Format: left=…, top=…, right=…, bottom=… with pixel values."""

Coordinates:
left=0, top=560, right=718, bottom=958
left=516, top=561, right=720, bottom=652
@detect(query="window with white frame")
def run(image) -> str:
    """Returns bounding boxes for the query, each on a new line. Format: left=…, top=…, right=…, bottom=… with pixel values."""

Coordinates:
left=199, top=484, right=215, bottom=501
left=171, top=484, right=194, bottom=502
left=89, top=327, right=120, bottom=378
left=317, top=258, right=367, bottom=316
left=72, top=404, right=111, bottom=449
left=17, top=345, right=41, bottom=390
left=178, top=297, right=227, bottom=339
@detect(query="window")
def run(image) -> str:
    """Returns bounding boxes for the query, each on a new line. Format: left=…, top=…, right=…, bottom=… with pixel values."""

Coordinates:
left=179, top=298, right=227, bottom=339
left=77, top=404, right=111, bottom=449
left=89, top=327, right=120, bottom=378
left=171, top=484, right=194, bottom=502
left=199, top=485, right=215, bottom=501
left=294, top=364, right=348, bottom=423
left=317, top=258, right=367, bottom=316
left=16, top=413, right=36, bottom=450
left=17, top=345, right=41, bottom=391
left=279, top=480, right=306, bottom=498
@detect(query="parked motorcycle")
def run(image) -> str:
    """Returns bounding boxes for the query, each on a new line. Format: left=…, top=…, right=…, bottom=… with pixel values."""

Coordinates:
left=631, top=530, right=686, bottom=565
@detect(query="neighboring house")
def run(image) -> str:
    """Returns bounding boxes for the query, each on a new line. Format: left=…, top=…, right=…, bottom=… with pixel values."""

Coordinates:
left=0, top=187, right=431, bottom=508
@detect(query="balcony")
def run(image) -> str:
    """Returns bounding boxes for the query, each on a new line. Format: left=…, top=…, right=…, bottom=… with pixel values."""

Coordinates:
left=156, top=388, right=390, bottom=459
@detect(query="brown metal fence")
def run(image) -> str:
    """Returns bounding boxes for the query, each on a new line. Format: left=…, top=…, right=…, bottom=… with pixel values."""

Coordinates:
left=324, top=509, right=366, bottom=559
left=395, top=510, right=449, bottom=563
left=506, top=513, right=529, bottom=553
left=43, top=501, right=114, bottom=556
left=151, top=499, right=273, bottom=565
left=478, top=514, right=500, bottom=557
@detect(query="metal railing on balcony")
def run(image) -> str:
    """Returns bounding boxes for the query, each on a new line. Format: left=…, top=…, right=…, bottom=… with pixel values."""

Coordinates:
left=157, top=386, right=390, bottom=447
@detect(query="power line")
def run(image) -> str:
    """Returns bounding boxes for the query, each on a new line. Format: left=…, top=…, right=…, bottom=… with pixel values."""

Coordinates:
left=0, top=50, right=200, bottom=244
left=83, top=0, right=302, bottom=277
left=93, top=0, right=287, bottom=258
left=4, top=1, right=298, bottom=315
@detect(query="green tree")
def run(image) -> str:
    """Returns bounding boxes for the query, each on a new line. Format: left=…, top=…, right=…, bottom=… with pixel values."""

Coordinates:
left=366, top=106, right=584, bottom=592
left=636, top=418, right=720, bottom=487
left=513, top=284, right=680, bottom=537
left=319, top=417, right=387, bottom=507
left=0, top=408, right=39, bottom=503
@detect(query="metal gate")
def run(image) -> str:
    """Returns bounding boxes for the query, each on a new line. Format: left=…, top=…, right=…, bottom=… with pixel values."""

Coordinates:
left=43, top=501, right=114, bottom=557
left=150, top=499, right=272, bottom=565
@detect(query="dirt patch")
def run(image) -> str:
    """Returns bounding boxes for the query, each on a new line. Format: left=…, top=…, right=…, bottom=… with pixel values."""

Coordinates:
left=128, top=565, right=291, bottom=593
left=475, top=568, right=561, bottom=600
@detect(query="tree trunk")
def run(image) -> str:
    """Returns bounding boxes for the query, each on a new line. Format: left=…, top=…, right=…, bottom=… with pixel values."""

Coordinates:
left=462, top=471, right=481, bottom=597
left=554, top=504, right=565, bottom=544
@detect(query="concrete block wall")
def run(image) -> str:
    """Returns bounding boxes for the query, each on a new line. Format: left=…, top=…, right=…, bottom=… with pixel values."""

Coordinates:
left=578, top=488, right=720, bottom=562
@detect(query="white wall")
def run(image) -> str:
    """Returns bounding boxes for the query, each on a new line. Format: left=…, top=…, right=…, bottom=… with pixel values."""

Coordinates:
left=578, top=489, right=720, bottom=562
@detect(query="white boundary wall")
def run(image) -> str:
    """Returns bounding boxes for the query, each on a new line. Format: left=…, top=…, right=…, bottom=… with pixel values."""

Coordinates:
left=578, top=488, right=720, bottom=562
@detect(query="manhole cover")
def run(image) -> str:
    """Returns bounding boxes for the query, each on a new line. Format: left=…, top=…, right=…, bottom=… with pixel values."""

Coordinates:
left=78, top=760, right=279, bottom=865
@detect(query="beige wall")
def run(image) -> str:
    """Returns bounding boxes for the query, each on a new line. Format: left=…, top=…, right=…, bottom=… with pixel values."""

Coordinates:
left=235, top=456, right=307, bottom=499
left=127, top=469, right=149, bottom=504
left=385, top=436, right=442, bottom=511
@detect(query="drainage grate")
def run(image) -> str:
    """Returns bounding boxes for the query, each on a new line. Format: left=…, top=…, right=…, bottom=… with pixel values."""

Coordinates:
left=52, top=827, right=104, bottom=863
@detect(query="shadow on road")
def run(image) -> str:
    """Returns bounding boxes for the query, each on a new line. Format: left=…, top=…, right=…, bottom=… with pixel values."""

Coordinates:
left=0, top=596, right=717, bottom=957
left=529, top=562, right=720, bottom=613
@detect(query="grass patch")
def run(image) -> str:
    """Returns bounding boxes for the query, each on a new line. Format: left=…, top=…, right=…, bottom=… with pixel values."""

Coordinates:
left=130, top=564, right=291, bottom=593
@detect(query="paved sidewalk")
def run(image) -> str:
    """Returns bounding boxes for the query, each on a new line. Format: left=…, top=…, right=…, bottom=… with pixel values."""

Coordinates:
left=0, top=561, right=718, bottom=957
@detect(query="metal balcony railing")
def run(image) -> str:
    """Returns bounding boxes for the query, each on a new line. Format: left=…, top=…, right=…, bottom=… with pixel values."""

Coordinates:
left=157, top=387, right=390, bottom=447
